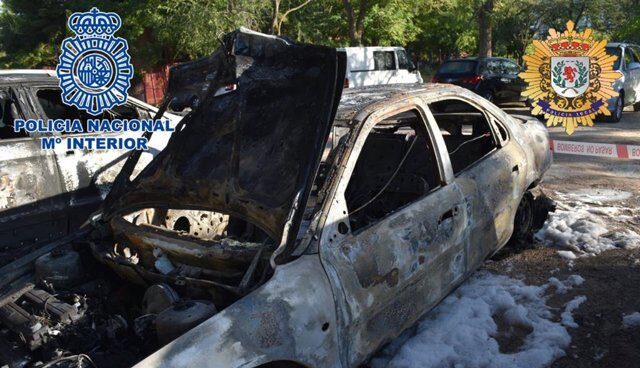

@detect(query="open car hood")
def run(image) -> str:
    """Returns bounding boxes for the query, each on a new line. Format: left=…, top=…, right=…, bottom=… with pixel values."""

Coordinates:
left=104, top=28, right=345, bottom=250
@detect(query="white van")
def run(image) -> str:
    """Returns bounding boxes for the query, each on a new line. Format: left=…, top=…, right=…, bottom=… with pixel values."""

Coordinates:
left=338, top=46, right=423, bottom=88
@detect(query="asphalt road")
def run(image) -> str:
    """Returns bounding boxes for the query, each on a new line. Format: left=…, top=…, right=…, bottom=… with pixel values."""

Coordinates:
left=502, top=105, right=640, bottom=231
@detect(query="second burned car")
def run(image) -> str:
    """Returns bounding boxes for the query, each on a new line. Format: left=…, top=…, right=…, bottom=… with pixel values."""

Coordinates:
left=0, top=29, right=554, bottom=368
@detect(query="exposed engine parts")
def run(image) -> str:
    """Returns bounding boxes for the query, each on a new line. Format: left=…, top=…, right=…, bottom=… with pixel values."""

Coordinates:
left=0, top=245, right=227, bottom=368
left=155, top=300, right=217, bottom=344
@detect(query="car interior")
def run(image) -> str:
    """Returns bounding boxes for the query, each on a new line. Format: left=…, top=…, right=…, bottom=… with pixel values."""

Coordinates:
left=36, top=88, right=144, bottom=133
left=0, top=90, right=27, bottom=139
left=428, top=99, right=498, bottom=174
left=344, top=110, right=441, bottom=231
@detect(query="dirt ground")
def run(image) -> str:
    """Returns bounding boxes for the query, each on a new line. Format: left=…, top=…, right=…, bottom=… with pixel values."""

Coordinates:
left=486, top=247, right=640, bottom=367
left=485, top=107, right=640, bottom=367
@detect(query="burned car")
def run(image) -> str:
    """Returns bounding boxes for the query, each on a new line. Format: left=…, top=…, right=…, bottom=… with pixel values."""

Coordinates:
left=0, top=70, right=181, bottom=263
left=0, top=29, right=553, bottom=368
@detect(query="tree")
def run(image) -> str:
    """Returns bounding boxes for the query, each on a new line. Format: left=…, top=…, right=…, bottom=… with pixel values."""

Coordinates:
left=271, top=0, right=312, bottom=35
left=342, top=0, right=368, bottom=46
left=477, top=0, right=493, bottom=57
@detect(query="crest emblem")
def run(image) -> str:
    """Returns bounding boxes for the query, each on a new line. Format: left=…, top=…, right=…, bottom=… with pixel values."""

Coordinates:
left=56, top=8, right=133, bottom=115
left=519, top=21, right=622, bottom=134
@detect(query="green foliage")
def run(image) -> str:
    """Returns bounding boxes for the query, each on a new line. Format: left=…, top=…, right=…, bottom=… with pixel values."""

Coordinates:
left=282, top=1, right=348, bottom=46
left=363, top=0, right=421, bottom=46
left=0, top=0, right=638, bottom=71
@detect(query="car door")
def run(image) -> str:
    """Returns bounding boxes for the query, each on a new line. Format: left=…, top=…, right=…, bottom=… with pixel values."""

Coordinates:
left=626, top=47, right=640, bottom=103
left=425, top=95, right=526, bottom=269
left=621, top=48, right=637, bottom=105
left=0, top=85, right=67, bottom=255
left=27, top=85, right=156, bottom=230
left=483, top=58, right=506, bottom=98
left=319, top=103, right=467, bottom=366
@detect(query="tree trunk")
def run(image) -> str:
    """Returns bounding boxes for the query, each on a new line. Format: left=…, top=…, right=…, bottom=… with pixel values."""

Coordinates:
left=272, top=0, right=311, bottom=36
left=478, top=0, right=493, bottom=58
left=343, top=0, right=367, bottom=46
left=271, top=0, right=280, bottom=34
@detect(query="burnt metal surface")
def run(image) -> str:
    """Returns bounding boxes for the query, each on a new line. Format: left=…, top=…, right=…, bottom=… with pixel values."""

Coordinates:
left=104, top=29, right=345, bottom=254
left=134, top=255, right=341, bottom=368
left=0, top=31, right=554, bottom=368
left=0, top=74, right=178, bottom=263
left=131, top=84, right=553, bottom=368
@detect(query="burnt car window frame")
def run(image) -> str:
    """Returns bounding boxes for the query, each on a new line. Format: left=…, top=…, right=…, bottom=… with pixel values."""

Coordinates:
left=423, top=94, right=503, bottom=177
left=0, top=86, right=30, bottom=141
left=327, top=102, right=447, bottom=237
left=29, top=85, right=137, bottom=137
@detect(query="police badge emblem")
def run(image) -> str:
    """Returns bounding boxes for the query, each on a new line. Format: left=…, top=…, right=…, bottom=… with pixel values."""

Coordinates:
left=519, top=21, right=622, bottom=134
left=56, top=8, right=133, bottom=115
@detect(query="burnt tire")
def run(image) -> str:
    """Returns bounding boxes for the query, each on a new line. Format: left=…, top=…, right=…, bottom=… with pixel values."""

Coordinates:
left=509, top=188, right=556, bottom=248
left=512, top=192, right=534, bottom=242
left=607, top=93, right=623, bottom=122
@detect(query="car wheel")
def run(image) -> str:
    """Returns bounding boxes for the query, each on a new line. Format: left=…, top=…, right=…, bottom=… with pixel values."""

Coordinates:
left=634, top=101, right=640, bottom=112
left=608, top=93, right=623, bottom=122
left=511, top=192, right=534, bottom=243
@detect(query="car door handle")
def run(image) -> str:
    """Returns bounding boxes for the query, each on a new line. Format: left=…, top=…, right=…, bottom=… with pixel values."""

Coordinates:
left=438, top=208, right=455, bottom=224
left=512, top=164, right=519, bottom=172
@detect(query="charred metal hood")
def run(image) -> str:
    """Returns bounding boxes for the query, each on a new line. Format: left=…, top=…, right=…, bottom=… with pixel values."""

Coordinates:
left=104, top=28, right=345, bottom=248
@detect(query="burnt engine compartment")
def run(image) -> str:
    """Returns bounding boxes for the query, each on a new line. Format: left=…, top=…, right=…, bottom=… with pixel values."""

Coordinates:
left=0, top=246, right=158, bottom=368
left=0, top=209, right=275, bottom=368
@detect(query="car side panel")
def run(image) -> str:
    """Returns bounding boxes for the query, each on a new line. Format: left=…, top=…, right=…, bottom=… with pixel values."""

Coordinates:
left=321, top=183, right=467, bottom=366
left=318, top=101, right=469, bottom=367
left=133, top=255, right=341, bottom=368
left=0, top=86, right=67, bottom=254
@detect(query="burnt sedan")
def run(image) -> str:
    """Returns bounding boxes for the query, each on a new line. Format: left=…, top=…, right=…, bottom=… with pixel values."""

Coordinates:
left=0, top=29, right=553, bottom=368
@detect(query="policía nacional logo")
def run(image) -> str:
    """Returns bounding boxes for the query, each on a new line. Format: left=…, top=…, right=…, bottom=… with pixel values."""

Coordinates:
left=519, top=21, right=622, bottom=134
left=56, top=8, right=133, bottom=115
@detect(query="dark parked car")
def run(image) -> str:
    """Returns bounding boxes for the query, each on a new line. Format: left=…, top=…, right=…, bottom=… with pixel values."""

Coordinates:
left=432, top=57, right=527, bottom=104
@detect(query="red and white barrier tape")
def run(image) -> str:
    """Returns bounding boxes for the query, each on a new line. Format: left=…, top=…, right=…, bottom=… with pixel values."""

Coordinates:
left=550, top=139, right=640, bottom=160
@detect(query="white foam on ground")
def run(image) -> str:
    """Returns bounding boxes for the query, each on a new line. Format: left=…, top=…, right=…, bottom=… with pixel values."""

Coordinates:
left=371, top=272, right=583, bottom=368
left=535, top=192, right=640, bottom=255
left=622, top=312, right=640, bottom=328
left=561, top=296, right=587, bottom=328
left=547, top=275, right=584, bottom=294
left=557, top=250, right=577, bottom=260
